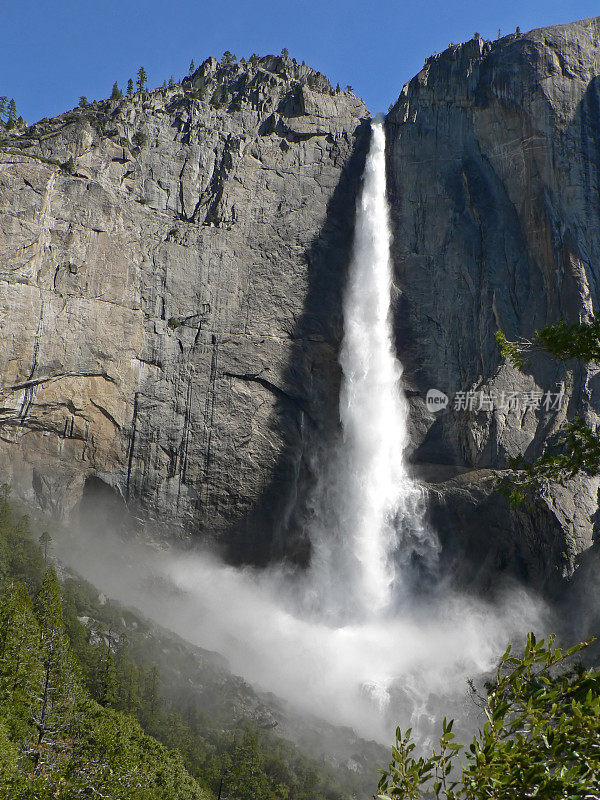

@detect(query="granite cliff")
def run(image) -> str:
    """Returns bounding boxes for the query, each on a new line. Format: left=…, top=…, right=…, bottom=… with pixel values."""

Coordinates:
left=386, top=17, right=600, bottom=591
left=2, top=20, right=600, bottom=590
left=0, top=55, right=368, bottom=563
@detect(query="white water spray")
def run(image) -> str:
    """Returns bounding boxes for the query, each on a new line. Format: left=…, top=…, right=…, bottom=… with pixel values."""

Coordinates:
left=308, top=119, right=436, bottom=620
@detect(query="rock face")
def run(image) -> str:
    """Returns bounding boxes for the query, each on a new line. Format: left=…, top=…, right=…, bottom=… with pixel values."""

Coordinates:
left=2, top=21, right=600, bottom=589
left=386, top=18, right=600, bottom=589
left=0, top=55, right=368, bottom=561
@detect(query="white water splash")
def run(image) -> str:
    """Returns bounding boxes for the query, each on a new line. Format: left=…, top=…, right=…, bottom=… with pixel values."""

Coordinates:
left=308, top=119, right=437, bottom=621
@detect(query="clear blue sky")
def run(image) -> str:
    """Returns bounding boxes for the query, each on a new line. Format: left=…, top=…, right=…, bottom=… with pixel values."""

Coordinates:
left=2, top=0, right=599, bottom=124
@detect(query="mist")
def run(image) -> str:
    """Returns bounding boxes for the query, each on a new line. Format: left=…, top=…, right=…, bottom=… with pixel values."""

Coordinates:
left=54, top=522, right=548, bottom=745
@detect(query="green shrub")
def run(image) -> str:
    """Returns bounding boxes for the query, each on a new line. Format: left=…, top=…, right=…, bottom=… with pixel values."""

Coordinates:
left=378, top=633, right=600, bottom=800
left=132, top=130, right=148, bottom=149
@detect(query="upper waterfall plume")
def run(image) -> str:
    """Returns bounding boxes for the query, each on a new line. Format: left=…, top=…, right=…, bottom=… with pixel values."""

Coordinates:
left=307, top=119, right=437, bottom=621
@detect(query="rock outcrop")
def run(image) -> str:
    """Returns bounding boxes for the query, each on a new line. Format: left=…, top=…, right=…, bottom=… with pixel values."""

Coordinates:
left=0, top=55, right=368, bottom=561
left=386, top=17, right=600, bottom=588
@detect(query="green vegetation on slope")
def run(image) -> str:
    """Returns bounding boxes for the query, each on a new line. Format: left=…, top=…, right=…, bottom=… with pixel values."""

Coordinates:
left=0, top=499, right=208, bottom=797
left=0, top=487, right=364, bottom=799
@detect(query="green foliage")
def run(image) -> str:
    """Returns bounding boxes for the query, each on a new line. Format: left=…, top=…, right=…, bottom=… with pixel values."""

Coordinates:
left=0, top=496, right=208, bottom=798
left=127, top=77, right=134, bottom=96
left=168, top=75, right=176, bottom=88
left=0, top=582, right=42, bottom=743
left=0, top=490, right=360, bottom=800
left=31, top=568, right=83, bottom=774
left=497, top=319, right=600, bottom=504
left=499, top=418, right=600, bottom=506
left=39, top=530, right=51, bottom=564
left=62, top=155, right=76, bottom=174
left=189, top=59, right=196, bottom=75
left=136, top=66, right=148, bottom=93
left=0, top=720, right=21, bottom=792
left=378, top=633, right=600, bottom=800
left=495, top=329, right=527, bottom=370
left=496, top=318, right=600, bottom=370
left=111, top=81, right=123, bottom=101
left=0, top=98, right=17, bottom=125
left=281, top=47, right=289, bottom=58
left=132, top=130, right=148, bottom=149
left=221, top=50, right=236, bottom=65
left=0, top=489, right=46, bottom=594
left=78, top=95, right=88, bottom=107
left=66, top=700, right=205, bottom=800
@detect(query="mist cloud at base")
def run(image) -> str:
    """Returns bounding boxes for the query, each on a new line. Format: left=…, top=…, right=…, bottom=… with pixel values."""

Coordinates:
left=55, top=521, right=549, bottom=745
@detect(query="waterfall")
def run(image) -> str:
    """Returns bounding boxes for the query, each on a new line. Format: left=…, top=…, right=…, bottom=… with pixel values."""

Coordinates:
left=308, top=119, right=437, bottom=621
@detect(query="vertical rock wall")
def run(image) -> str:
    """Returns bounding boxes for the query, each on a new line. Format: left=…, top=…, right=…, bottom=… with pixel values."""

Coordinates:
left=0, top=56, right=369, bottom=560
left=386, top=18, right=600, bottom=588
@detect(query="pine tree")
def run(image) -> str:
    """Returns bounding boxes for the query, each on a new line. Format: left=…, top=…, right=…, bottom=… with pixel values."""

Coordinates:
left=168, top=75, right=175, bottom=88
left=0, top=720, right=21, bottom=791
left=280, top=47, right=289, bottom=58
left=113, top=634, right=140, bottom=713
left=189, top=59, right=195, bottom=75
left=38, top=531, right=51, bottom=565
left=127, top=78, right=134, bottom=96
left=0, top=581, right=42, bottom=734
left=110, top=81, right=123, bottom=101
left=221, top=51, right=236, bottom=65
left=7, top=99, right=17, bottom=123
left=78, top=96, right=88, bottom=107
left=0, top=97, right=7, bottom=122
left=89, top=624, right=119, bottom=707
left=63, top=156, right=76, bottom=175
left=136, top=66, right=148, bottom=93
left=227, top=731, right=270, bottom=800
left=140, top=665, right=160, bottom=731
left=7, top=513, right=45, bottom=592
left=31, top=569, right=82, bottom=774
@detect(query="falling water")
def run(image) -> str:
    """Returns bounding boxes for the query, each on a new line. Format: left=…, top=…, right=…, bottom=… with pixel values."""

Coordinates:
left=57, top=122, right=543, bottom=748
left=308, top=118, right=437, bottom=621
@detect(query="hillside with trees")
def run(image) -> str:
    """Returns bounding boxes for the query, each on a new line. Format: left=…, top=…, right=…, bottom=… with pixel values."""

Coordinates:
left=0, top=489, right=369, bottom=799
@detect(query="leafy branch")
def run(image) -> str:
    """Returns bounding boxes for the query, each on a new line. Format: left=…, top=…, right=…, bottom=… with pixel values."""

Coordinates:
left=496, top=318, right=600, bottom=504
left=377, top=634, right=600, bottom=800
left=496, top=317, right=600, bottom=370
left=498, top=417, right=600, bottom=506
